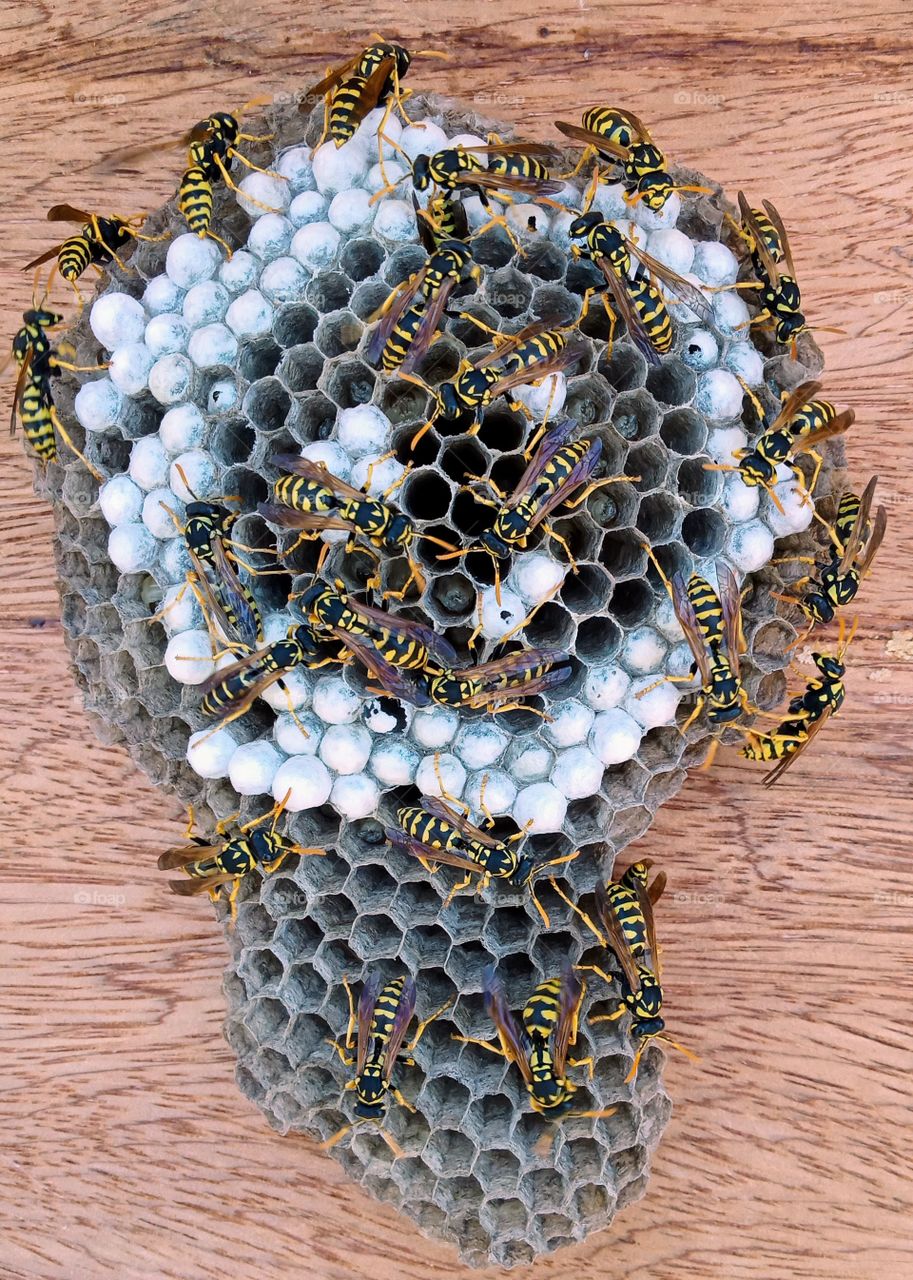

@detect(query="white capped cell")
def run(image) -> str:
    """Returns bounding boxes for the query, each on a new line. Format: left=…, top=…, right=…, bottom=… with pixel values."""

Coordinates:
left=145, top=313, right=191, bottom=357
left=462, top=194, right=502, bottom=230
left=372, top=198, right=417, bottom=242
left=362, top=695, right=410, bottom=735
left=182, top=280, right=231, bottom=326
left=166, top=233, right=222, bottom=289
left=148, top=353, right=195, bottom=405
left=159, top=403, right=207, bottom=455
left=370, top=738, right=421, bottom=787
left=99, top=473, right=143, bottom=526
left=590, top=707, right=643, bottom=765
left=680, top=328, right=719, bottom=371
left=624, top=676, right=682, bottom=730
left=478, top=586, right=526, bottom=642
left=631, top=191, right=680, bottom=232
left=350, top=453, right=405, bottom=495
left=328, top=188, right=374, bottom=234
left=107, top=523, right=158, bottom=575
left=550, top=746, right=604, bottom=801
left=513, top=781, right=568, bottom=834
left=397, top=121, right=448, bottom=160
left=416, top=751, right=466, bottom=800
left=157, top=581, right=203, bottom=634
left=290, top=221, right=341, bottom=270
left=74, top=378, right=123, bottom=433
left=543, top=700, right=595, bottom=748
left=365, top=161, right=407, bottom=195
left=653, top=594, right=686, bottom=644
left=712, top=289, right=752, bottom=337
left=331, top=773, right=380, bottom=820
left=707, top=425, right=749, bottom=465
left=411, top=704, right=460, bottom=749
left=695, top=368, right=745, bottom=420
left=692, top=240, right=739, bottom=287
left=548, top=209, right=577, bottom=250
left=505, top=740, right=555, bottom=783
left=274, top=711, right=321, bottom=755
left=510, top=553, right=567, bottom=607
left=454, top=720, right=508, bottom=770
left=247, top=213, right=294, bottom=260
left=312, top=675, right=363, bottom=724
left=583, top=664, right=631, bottom=711
left=108, top=342, right=155, bottom=396
left=666, top=271, right=708, bottom=323
left=143, top=274, right=184, bottom=315
left=464, top=769, right=517, bottom=816
left=259, top=256, right=310, bottom=303
left=312, top=138, right=369, bottom=195
left=355, top=106, right=402, bottom=156
left=262, top=611, right=294, bottom=644
left=219, top=250, right=259, bottom=294
left=169, top=450, right=218, bottom=501
left=229, top=740, right=286, bottom=796
left=289, top=190, right=328, bottom=226
left=260, top=668, right=312, bottom=712
left=589, top=182, right=629, bottom=221
left=722, top=341, right=765, bottom=386
left=90, top=292, right=147, bottom=350
left=276, top=145, right=315, bottom=192
left=187, top=323, right=239, bottom=369
left=225, top=289, right=274, bottom=339
left=271, top=755, right=333, bottom=811
left=186, top=725, right=238, bottom=779
left=720, top=472, right=760, bottom=522
left=510, top=372, right=568, bottom=421
left=158, top=536, right=192, bottom=583
left=208, top=379, right=238, bottom=412
left=237, top=171, right=290, bottom=217
left=129, top=435, right=171, bottom=491
left=506, top=202, right=550, bottom=235
left=164, top=628, right=216, bottom=683
left=643, top=227, right=694, bottom=275
left=726, top=518, right=775, bottom=572
left=319, top=723, right=372, bottom=774
left=668, top=641, right=696, bottom=679
left=300, top=440, right=352, bottom=479
left=765, top=472, right=815, bottom=536
left=620, top=625, right=668, bottom=675
left=142, top=488, right=183, bottom=540
left=337, top=404, right=391, bottom=457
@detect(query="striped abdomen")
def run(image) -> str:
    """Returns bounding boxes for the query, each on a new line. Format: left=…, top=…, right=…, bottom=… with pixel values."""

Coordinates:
left=604, top=882, right=648, bottom=956
left=382, top=301, right=425, bottom=372
left=686, top=575, right=725, bottom=647
left=487, top=153, right=551, bottom=181
left=19, top=377, right=57, bottom=461
left=273, top=473, right=335, bottom=512
left=58, top=236, right=93, bottom=283
left=628, top=277, right=673, bottom=354
left=179, top=167, right=215, bottom=235
left=523, top=978, right=563, bottom=1042
left=581, top=106, right=641, bottom=147
left=499, top=330, right=565, bottom=378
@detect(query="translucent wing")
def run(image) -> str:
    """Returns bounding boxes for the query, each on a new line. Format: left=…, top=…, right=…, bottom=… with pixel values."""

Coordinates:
left=366, top=269, right=429, bottom=364
left=352, top=599, right=459, bottom=666
left=600, top=105, right=654, bottom=143
left=382, top=977, right=417, bottom=1082
left=185, top=542, right=254, bottom=651
left=303, top=51, right=365, bottom=101
left=737, top=192, right=781, bottom=286
left=762, top=379, right=823, bottom=432
left=399, top=276, right=461, bottom=373
left=855, top=502, right=887, bottom=582
left=336, top=57, right=398, bottom=130
left=836, top=476, right=877, bottom=574
left=9, top=346, right=34, bottom=436
left=483, top=965, right=533, bottom=1083
left=456, top=646, right=570, bottom=686
left=761, top=199, right=796, bottom=277
left=420, top=796, right=505, bottom=850
left=523, top=439, right=602, bottom=531
left=596, top=260, right=662, bottom=367
left=466, top=665, right=571, bottom=708
left=23, top=245, right=63, bottom=271
left=792, top=408, right=855, bottom=452
left=385, top=825, right=487, bottom=875
left=355, top=971, right=385, bottom=1076
left=594, top=880, right=642, bottom=994
left=257, top=504, right=352, bottom=534
left=486, top=347, right=582, bottom=399
left=504, top=417, right=578, bottom=496
left=670, top=572, right=712, bottom=687
left=157, top=841, right=223, bottom=870
left=46, top=203, right=94, bottom=223
left=209, top=536, right=262, bottom=649
left=554, top=120, right=631, bottom=162
left=167, top=872, right=238, bottom=896
left=473, top=320, right=560, bottom=368
left=626, top=238, right=714, bottom=326
left=451, top=170, right=564, bottom=198
left=335, top=628, right=430, bottom=704
left=552, top=960, right=584, bottom=1079
left=203, top=665, right=289, bottom=724
left=269, top=453, right=370, bottom=504
left=762, top=708, right=834, bottom=788
left=462, top=141, right=562, bottom=159
left=717, top=563, right=745, bottom=682
left=631, top=871, right=664, bottom=981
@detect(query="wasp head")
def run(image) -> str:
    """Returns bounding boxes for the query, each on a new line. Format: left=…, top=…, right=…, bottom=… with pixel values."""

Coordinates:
left=738, top=452, right=775, bottom=488
left=631, top=1016, right=665, bottom=1040
left=412, top=154, right=432, bottom=191
left=354, top=1071, right=388, bottom=1118
left=384, top=513, right=412, bottom=549
left=812, top=652, right=845, bottom=681
left=529, top=1078, right=575, bottom=1116
left=637, top=169, right=673, bottom=211
left=248, top=828, right=283, bottom=866
left=774, top=310, right=807, bottom=343
left=511, top=853, right=537, bottom=887
left=480, top=527, right=512, bottom=559
left=568, top=210, right=604, bottom=240
left=799, top=591, right=834, bottom=626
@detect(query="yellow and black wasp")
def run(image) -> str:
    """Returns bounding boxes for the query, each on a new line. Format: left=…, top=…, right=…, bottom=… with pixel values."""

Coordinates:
left=439, top=415, right=630, bottom=603
left=453, top=961, right=615, bottom=1125
left=640, top=545, right=756, bottom=744
left=199, top=623, right=344, bottom=727
left=551, top=861, right=694, bottom=1081
left=258, top=453, right=455, bottom=600
left=555, top=106, right=709, bottom=211
left=568, top=210, right=714, bottom=365
left=727, top=193, right=844, bottom=352
left=772, top=476, right=886, bottom=638
left=366, top=205, right=481, bottom=374
left=295, top=578, right=459, bottom=703
left=157, top=796, right=323, bottom=922
left=24, top=204, right=162, bottom=302
left=417, top=191, right=470, bottom=246
left=303, top=37, right=447, bottom=150
left=323, top=971, right=453, bottom=1157
left=407, top=317, right=582, bottom=451
left=386, top=769, right=577, bottom=924
left=422, top=646, right=572, bottom=714
left=704, top=378, right=854, bottom=508
left=741, top=615, right=855, bottom=786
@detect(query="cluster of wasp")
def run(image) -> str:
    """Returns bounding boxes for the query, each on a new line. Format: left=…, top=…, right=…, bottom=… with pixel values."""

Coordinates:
left=11, top=36, right=887, bottom=1154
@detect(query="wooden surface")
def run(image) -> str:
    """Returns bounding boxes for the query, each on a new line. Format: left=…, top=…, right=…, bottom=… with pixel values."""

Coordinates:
left=2, top=3, right=912, bottom=1277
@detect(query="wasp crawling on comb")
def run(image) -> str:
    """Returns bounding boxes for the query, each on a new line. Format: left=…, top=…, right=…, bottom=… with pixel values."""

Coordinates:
left=25, top=204, right=164, bottom=303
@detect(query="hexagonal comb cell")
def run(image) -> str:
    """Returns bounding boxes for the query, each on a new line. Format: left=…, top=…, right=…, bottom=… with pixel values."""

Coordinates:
left=46, top=89, right=844, bottom=1270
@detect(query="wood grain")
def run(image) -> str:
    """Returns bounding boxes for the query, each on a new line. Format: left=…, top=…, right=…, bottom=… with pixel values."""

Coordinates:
left=2, top=3, right=912, bottom=1277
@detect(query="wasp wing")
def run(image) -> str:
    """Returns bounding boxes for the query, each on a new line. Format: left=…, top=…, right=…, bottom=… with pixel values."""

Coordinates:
left=594, top=880, right=642, bottom=994
left=385, top=825, right=487, bottom=875
left=761, top=707, right=834, bottom=788
left=382, top=977, right=417, bottom=1082
left=458, top=647, right=570, bottom=685
left=420, top=795, right=505, bottom=850
left=209, top=536, right=262, bottom=649
left=355, top=970, right=385, bottom=1076
left=462, top=141, right=562, bottom=159
left=503, top=417, right=578, bottom=498
left=452, top=170, right=564, bottom=198
left=761, top=199, right=796, bottom=278
left=552, top=959, right=584, bottom=1080
left=157, top=841, right=223, bottom=870
left=630, top=871, right=664, bottom=982
left=600, top=105, right=654, bottom=143
left=303, top=51, right=365, bottom=102
left=268, top=453, right=370, bottom=505
left=717, top=563, right=746, bottom=682
left=472, top=320, right=559, bottom=368
left=336, top=57, right=399, bottom=131
left=855, top=502, right=887, bottom=582
left=523, top=439, right=602, bottom=531
left=335, top=628, right=430, bottom=704
left=167, top=872, right=239, bottom=896
left=257, top=504, right=352, bottom=534
left=670, top=571, right=713, bottom=687
left=791, top=407, right=855, bottom=452
left=23, top=245, right=63, bottom=272
left=351, top=599, right=459, bottom=666
left=554, top=121, right=631, bottom=161
left=399, top=276, right=461, bottom=373
left=835, top=476, right=876, bottom=574
left=737, top=192, right=781, bottom=286
left=486, top=347, right=582, bottom=399
left=483, top=965, right=533, bottom=1083
left=596, top=259, right=662, bottom=367
left=46, top=204, right=94, bottom=224
left=626, top=239, right=714, bottom=326
left=762, top=379, right=823, bottom=433
left=468, top=665, right=572, bottom=708
left=9, top=346, right=34, bottom=436
left=366, top=268, right=429, bottom=365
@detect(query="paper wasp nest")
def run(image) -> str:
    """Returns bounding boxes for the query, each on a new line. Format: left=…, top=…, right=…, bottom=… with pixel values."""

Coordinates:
left=43, top=93, right=841, bottom=1267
